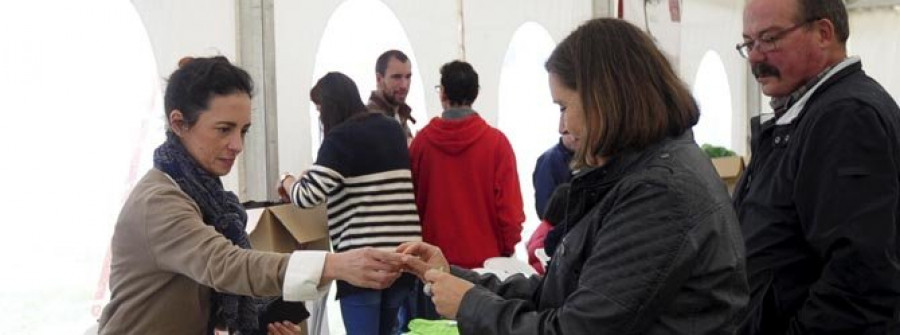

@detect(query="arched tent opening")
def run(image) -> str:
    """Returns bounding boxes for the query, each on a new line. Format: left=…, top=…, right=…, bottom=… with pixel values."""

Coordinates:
left=308, top=0, right=426, bottom=160
left=0, top=0, right=162, bottom=332
left=496, top=22, right=557, bottom=261
left=692, top=50, right=733, bottom=151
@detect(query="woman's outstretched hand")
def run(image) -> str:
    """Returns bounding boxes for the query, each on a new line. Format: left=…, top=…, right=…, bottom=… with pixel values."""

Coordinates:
left=322, top=247, right=404, bottom=289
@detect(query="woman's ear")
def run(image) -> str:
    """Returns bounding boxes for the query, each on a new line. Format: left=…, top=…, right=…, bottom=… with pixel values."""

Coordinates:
left=169, top=110, right=186, bottom=135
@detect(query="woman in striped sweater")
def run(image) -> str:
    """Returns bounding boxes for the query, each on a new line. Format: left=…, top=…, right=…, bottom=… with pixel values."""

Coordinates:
left=278, top=72, right=422, bottom=335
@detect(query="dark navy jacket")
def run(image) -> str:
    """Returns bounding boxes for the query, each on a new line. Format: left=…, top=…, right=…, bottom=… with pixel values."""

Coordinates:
left=734, top=59, right=900, bottom=334
left=532, top=139, right=574, bottom=218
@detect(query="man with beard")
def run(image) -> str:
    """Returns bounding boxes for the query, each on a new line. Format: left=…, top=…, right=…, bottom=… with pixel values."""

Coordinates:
left=734, top=0, right=900, bottom=333
left=368, top=49, right=416, bottom=140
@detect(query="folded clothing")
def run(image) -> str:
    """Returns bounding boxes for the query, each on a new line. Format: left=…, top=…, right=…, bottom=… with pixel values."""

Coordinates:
left=405, top=319, right=458, bottom=335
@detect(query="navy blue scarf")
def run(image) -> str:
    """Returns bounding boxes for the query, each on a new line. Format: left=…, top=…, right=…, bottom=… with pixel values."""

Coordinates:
left=153, top=132, right=258, bottom=334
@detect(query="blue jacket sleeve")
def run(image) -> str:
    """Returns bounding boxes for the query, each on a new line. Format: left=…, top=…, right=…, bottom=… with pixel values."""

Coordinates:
left=532, top=151, right=556, bottom=218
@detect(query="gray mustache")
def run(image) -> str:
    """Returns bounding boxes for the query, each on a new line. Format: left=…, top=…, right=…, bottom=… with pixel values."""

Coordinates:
left=752, top=63, right=780, bottom=78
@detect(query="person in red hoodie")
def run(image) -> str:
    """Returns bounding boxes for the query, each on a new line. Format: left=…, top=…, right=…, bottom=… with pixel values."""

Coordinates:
left=410, top=60, right=525, bottom=270
left=401, top=60, right=525, bottom=327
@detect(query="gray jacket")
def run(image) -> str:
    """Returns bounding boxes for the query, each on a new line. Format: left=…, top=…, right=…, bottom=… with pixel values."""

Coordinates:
left=453, top=131, right=749, bottom=334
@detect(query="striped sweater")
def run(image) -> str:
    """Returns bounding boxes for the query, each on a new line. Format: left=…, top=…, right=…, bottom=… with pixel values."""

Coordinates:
left=289, top=113, right=421, bottom=253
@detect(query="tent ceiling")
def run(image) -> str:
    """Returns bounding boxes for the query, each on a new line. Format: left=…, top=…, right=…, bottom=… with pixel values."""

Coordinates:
left=847, top=0, right=900, bottom=9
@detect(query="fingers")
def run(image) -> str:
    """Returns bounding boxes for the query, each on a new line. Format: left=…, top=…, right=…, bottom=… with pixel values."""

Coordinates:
left=402, top=255, right=431, bottom=278
left=354, top=248, right=403, bottom=289
left=396, top=243, right=449, bottom=270
left=277, top=174, right=296, bottom=202
left=396, top=241, right=415, bottom=254
left=368, top=248, right=405, bottom=266
left=267, top=321, right=301, bottom=335
left=396, top=241, right=432, bottom=256
left=395, top=242, right=420, bottom=255
left=351, top=266, right=400, bottom=290
left=375, top=272, right=401, bottom=289
left=423, top=270, right=472, bottom=320
left=360, top=248, right=403, bottom=272
left=339, top=247, right=452, bottom=289
left=275, top=183, right=290, bottom=202
left=424, top=268, right=446, bottom=283
left=424, top=269, right=453, bottom=318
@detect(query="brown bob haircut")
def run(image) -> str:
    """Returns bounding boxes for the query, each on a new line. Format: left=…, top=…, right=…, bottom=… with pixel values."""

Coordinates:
left=310, top=72, right=368, bottom=134
left=545, top=18, right=699, bottom=169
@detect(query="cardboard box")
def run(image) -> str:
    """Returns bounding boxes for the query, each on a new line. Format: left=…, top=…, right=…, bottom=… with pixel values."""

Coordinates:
left=245, top=203, right=331, bottom=335
left=712, top=156, right=745, bottom=194
left=246, top=204, right=330, bottom=253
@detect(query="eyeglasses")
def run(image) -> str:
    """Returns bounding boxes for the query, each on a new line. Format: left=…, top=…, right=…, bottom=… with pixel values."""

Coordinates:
left=735, top=18, right=819, bottom=58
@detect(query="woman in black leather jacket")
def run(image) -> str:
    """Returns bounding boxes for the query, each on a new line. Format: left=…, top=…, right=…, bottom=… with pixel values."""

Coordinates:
left=399, top=18, right=749, bottom=335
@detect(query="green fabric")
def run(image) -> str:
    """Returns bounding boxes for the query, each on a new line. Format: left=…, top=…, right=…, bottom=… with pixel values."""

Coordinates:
left=405, top=319, right=459, bottom=335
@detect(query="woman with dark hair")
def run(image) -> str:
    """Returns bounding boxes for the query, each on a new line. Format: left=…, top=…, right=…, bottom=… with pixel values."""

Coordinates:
left=278, top=72, right=421, bottom=334
left=399, top=19, right=748, bottom=334
left=99, top=58, right=404, bottom=335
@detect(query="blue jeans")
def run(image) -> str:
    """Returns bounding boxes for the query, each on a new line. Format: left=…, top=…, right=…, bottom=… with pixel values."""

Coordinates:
left=340, top=280, right=413, bottom=335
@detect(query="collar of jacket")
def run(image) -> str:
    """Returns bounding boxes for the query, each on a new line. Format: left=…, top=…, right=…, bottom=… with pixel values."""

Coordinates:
left=769, top=64, right=834, bottom=118
left=775, top=56, right=861, bottom=126
left=441, top=107, right=477, bottom=120
left=368, top=90, right=416, bottom=124
left=571, top=130, right=695, bottom=190
left=564, top=131, right=693, bottom=232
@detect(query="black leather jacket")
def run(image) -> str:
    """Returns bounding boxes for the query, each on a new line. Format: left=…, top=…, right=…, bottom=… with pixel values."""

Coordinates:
left=453, top=131, right=748, bottom=334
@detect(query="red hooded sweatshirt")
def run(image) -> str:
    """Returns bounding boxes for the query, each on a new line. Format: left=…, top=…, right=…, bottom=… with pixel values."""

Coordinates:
left=409, top=113, right=525, bottom=269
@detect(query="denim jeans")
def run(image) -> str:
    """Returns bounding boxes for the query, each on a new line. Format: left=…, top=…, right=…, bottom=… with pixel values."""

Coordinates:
left=340, top=280, right=414, bottom=335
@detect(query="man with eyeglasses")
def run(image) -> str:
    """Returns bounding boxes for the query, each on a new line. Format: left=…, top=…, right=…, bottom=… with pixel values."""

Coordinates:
left=733, top=0, right=900, bottom=334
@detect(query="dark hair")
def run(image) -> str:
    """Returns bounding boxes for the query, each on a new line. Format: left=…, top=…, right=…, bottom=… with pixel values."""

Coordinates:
left=797, top=0, right=849, bottom=43
left=541, top=183, right=570, bottom=223
left=439, top=60, right=480, bottom=106
left=164, top=56, right=254, bottom=129
left=545, top=18, right=699, bottom=169
left=310, top=72, right=368, bottom=134
left=375, top=50, right=410, bottom=75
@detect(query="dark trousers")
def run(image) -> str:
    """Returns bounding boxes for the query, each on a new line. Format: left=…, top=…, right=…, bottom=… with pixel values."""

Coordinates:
left=397, top=280, right=441, bottom=332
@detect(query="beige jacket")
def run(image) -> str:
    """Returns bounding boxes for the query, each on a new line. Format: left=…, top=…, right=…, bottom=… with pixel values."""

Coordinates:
left=99, top=168, right=326, bottom=334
